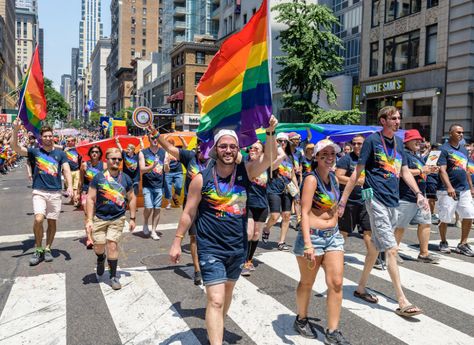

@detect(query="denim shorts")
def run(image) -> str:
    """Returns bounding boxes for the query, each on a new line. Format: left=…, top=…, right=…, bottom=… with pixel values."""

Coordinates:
left=293, top=226, right=345, bottom=256
left=142, top=187, right=163, bottom=209
left=396, top=200, right=431, bottom=228
left=198, top=253, right=245, bottom=286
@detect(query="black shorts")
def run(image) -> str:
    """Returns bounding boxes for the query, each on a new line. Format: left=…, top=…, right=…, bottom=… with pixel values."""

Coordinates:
left=268, top=192, right=293, bottom=213
left=248, top=207, right=269, bottom=222
left=425, top=183, right=438, bottom=200
left=338, top=203, right=371, bottom=234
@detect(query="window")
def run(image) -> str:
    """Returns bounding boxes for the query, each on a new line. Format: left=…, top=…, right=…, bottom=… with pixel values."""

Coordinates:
left=181, top=52, right=185, bottom=64
left=131, top=27, right=135, bottom=35
left=142, top=28, right=146, bottom=36
left=427, top=0, right=438, bottom=8
left=425, top=24, right=437, bottom=65
left=196, top=51, right=205, bottom=64
left=143, top=8, right=147, bottom=16
left=252, top=8, right=256, bottom=14
left=195, top=72, right=203, bottom=85
left=131, top=6, right=136, bottom=14
left=142, top=39, right=146, bottom=45
left=371, top=1, right=380, bottom=27
left=142, top=49, right=146, bottom=57
left=131, top=48, right=135, bottom=57
left=194, top=96, right=199, bottom=113
left=176, top=75, right=180, bottom=88
left=243, top=14, right=247, bottom=24
left=142, top=19, right=147, bottom=26
left=370, top=42, right=379, bottom=76
left=385, top=0, right=421, bottom=22
left=131, top=37, right=135, bottom=45
left=143, top=0, right=147, bottom=4
left=181, top=73, right=185, bottom=86
left=383, top=30, right=420, bottom=73
left=131, top=17, right=136, bottom=25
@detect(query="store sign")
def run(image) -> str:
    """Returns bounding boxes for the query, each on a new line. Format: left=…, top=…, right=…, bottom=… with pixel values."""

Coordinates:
left=184, top=115, right=201, bottom=125
left=365, top=78, right=405, bottom=96
left=0, top=114, right=17, bottom=124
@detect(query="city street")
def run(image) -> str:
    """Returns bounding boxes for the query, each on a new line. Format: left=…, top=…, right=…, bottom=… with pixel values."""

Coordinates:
left=0, top=166, right=473, bottom=345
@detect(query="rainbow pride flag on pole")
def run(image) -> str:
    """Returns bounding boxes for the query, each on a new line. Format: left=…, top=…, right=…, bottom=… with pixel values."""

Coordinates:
left=196, top=0, right=272, bottom=148
left=17, top=46, right=47, bottom=138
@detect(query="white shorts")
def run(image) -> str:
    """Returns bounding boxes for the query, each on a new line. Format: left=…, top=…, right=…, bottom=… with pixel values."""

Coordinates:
left=437, top=190, right=474, bottom=223
left=32, top=189, right=62, bottom=220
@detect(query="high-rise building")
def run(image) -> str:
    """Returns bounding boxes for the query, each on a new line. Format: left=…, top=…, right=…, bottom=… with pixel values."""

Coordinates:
left=60, top=74, right=72, bottom=106
left=106, top=0, right=159, bottom=114
left=38, top=27, right=43, bottom=69
left=15, top=5, right=38, bottom=85
left=78, top=0, right=103, bottom=77
left=90, top=38, right=111, bottom=115
left=71, top=47, right=80, bottom=118
left=15, top=0, right=36, bottom=13
left=0, top=0, right=17, bottom=111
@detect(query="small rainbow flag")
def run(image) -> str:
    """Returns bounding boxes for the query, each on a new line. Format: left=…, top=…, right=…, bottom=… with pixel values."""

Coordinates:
left=18, top=46, right=47, bottom=138
left=196, top=0, right=272, bottom=148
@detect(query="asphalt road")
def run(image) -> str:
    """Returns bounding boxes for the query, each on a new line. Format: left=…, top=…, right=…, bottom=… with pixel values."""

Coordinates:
left=0, top=163, right=473, bottom=345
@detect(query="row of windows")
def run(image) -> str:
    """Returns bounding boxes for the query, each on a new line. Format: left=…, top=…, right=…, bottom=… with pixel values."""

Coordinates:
left=372, top=0, right=439, bottom=27
left=172, top=51, right=206, bottom=67
left=131, top=38, right=147, bottom=46
left=131, top=7, right=147, bottom=16
left=171, top=72, right=204, bottom=90
left=131, top=28, right=147, bottom=36
left=369, top=25, right=437, bottom=76
left=131, top=18, right=147, bottom=26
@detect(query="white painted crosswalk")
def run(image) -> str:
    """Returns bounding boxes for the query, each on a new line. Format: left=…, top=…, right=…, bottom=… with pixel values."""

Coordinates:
left=0, top=244, right=473, bottom=345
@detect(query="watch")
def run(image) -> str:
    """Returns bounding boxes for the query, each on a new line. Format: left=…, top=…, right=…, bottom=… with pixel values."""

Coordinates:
left=266, top=130, right=275, bottom=136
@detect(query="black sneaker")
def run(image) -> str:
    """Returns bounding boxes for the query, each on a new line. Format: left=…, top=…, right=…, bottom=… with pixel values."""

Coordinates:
left=262, top=231, right=270, bottom=244
left=277, top=242, right=289, bottom=251
left=456, top=243, right=474, bottom=257
left=29, top=248, right=44, bottom=266
left=325, top=329, right=351, bottom=345
left=194, top=271, right=202, bottom=285
left=293, top=316, right=317, bottom=339
left=97, top=255, right=106, bottom=276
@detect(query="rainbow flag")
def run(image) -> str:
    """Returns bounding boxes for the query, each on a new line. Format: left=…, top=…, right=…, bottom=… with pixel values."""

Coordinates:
left=18, top=46, right=47, bottom=138
left=196, top=0, right=272, bottom=149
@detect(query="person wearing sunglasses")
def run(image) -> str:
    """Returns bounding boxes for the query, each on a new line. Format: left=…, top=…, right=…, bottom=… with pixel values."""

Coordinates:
left=115, top=137, right=144, bottom=197
left=156, top=132, right=209, bottom=286
left=86, top=148, right=136, bottom=290
left=79, top=145, right=106, bottom=249
left=139, top=130, right=169, bottom=240
left=169, top=116, right=278, bottom=345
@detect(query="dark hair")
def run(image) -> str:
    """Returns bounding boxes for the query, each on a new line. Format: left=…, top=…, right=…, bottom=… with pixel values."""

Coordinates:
left=377, top=106, right=398, bottom=122
left=344, top=143, right=352, bottom=148
left=351, top=134, right=365, bottom=143
left=40, top=125, right=53, bottom=135
left=449, top=123, right=463, bottom=132
left=88, top=144, right=103, bottom=159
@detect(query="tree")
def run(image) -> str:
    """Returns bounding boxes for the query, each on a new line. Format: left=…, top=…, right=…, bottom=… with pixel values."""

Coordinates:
left=68, top=119, right=82, bottom=128
left=43, top=78, right=70, bottom=124
left=88, top=111, right=102, bottom=126
left=115, top=107, right=135, bottom=131
left=311, top=109, right=362, bottom=125
left=273, top=1, right=343, bottom=116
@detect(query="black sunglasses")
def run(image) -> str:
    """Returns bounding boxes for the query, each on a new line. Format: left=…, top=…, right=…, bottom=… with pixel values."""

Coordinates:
left=108, top=157, right=123, bottom=162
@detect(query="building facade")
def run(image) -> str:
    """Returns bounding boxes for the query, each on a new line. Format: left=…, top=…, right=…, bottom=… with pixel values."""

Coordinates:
left=15, top=6, right=37, bottom=85
left=359, top=0, right=448, bottom=142
left=90, top=38, right=111, bottom=115
left=106, top=0, right=159, bottom=114
left=78, top=0, right=103, bottom=78
left=169, top=39, right=218, bottom=131
left=60, top=74, right=72, bottom=108
left=0, top=0, right=17, bottom=111
left=15, top=0, right=36, bottom=13
left=38, top=26, right=43, bottom=69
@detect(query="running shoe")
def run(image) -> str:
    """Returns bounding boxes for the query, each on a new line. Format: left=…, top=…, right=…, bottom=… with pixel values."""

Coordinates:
left=29, top=248, right=44, bottom=266
left=194, top=271, right=202, bottom=285
left=97, top=255, right=106, bottom=276
left=241, top=262, right=251, bottom=277
left=248, top=261, right=256, bottom=271
left=431, top=214, right=440, bottom=224
left=417, top=253, right=439, bottom=264
left=166, top=203, right=171, bottom=210
left=324, top=329, right=351, bottom=345
left=44, top=248, right=53, bottom=262
left=293, top=316, right=317, bottom=339
left=277, top=242, right=289, bottom=251
left=396, top=253, right=404, bottom=264
left=143, top=224, right=150, bottom=237
left=456, top=243, right=474, bottom=257
left=262, top=231, right=270, bottom=244
left=110, top=276, right=122, bottom=290
left=439, top=241, right=451, bottom=254
left=151, top=231, right=160, bottom=241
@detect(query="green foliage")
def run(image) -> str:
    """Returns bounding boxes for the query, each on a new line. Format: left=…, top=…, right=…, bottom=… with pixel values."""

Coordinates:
left=311, top=109, right=362, bottom=125
left=88, top=112, right=102, bottom=126
left=272, top=1, right=343, bottom=116
left=43, top=78, right=70, bottom=123
left=116, top=107, right=134, bottom=130
left=67, top=119, right=83, bottom=129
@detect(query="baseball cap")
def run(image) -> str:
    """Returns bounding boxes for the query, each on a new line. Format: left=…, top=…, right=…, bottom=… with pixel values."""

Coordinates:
left=403, top=129, right=423, bottom=143
left=313, top=139, right=341, bottom=156
left=288, top=132, right=301, bottom=140
left=276, top=132, right=289, bottom=141
left=209, top=129, right=239, bottom=159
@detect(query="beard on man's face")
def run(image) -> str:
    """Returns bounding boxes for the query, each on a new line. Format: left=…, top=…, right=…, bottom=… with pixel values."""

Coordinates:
left=217, top=151, right=237, bottom=165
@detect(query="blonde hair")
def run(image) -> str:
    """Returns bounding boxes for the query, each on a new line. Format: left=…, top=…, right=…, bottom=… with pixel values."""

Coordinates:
left=127, top=144, right=136, bottom=151
left=377, top=106, right=398, bottom=122
left=105, top=147, right=121, bottom=158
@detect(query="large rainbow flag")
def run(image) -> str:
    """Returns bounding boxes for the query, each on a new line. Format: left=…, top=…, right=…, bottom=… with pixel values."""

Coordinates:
left=18, top=46, right=47, bottom=138
left=196, top=0, right=272, bottom=149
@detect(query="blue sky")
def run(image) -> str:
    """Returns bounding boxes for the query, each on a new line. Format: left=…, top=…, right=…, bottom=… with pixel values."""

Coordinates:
left=39, top=0, right=111, bottom=90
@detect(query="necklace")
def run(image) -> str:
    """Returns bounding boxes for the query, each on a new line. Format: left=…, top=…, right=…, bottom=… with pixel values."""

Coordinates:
left=213, top=165, right=237, bottom=197
left=379, top=131, right=397, bottom=164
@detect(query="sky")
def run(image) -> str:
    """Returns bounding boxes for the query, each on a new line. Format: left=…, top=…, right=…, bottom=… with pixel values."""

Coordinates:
left=39, top=0, right=111, bottom=91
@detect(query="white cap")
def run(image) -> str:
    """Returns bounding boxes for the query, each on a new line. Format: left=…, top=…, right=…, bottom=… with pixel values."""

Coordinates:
left=209, top=129, right=239, bottom=159
left=313, top=139, right=341, bottom=156
left=276, top=132, right=289, bottom=141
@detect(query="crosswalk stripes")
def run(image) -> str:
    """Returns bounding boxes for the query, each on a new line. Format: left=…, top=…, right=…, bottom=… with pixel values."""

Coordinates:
left=0, top=243, right=473, bottom=345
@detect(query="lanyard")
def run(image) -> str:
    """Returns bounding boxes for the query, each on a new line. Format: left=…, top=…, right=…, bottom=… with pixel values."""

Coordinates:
left=379, top=131, right=397, bottom=163
left=103, top=170, right=122, bottom=186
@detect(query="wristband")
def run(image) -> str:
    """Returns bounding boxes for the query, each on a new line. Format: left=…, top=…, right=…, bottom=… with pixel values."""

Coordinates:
left=175, top=234, right=184, bottom=239
left=303, top=246, right=313, bottom=250
left=130, top=217, right=136, bottom=220
left=416, top=191, right=423, bottom=196
left=266, top=131, right=275, bottom=136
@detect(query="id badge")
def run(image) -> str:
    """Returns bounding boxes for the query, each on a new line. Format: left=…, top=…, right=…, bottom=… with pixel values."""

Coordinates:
left=361, top=188, right=374, bottom=201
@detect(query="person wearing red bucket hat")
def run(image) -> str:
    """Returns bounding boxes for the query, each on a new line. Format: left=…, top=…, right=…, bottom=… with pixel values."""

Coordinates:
left=394, top=129, right=440, bottom=263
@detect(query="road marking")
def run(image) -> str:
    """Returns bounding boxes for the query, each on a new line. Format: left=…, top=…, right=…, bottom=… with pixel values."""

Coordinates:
left=346, top=253, right=474, bottom=316
left=99, top=267, right=199, bottom=345
left=0, top=223, right=179, bottom=244
left=257, top=251, right=474, bottom=345
left=0, top=273, right=66, bottom=345
left=398, top=242, right=474, bottom=278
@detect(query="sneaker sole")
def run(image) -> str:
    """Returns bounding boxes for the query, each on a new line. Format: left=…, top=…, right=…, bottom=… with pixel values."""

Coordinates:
left=29, top=260, right=43, bottom=266
left=293, top=324, right=317, bottom=339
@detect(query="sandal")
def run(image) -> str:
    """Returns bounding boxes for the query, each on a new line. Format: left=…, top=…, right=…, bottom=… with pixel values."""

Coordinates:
left=354, top=290, right=378, bottom=304
left=262, top=231, right=270, bottom=244
left=395, top=304, right=423, bottom=317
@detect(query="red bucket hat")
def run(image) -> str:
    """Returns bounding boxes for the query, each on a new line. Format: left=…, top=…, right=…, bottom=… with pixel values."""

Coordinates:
left=404, top=129, right=423, bottom=143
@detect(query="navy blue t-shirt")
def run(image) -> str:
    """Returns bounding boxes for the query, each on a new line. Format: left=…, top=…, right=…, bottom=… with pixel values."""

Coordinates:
left=399, top=150, right=426, bottom=203
left=141, top=148, right=166, bottom=189
left=196, top=162, right=250, bottom=257
left=28, top=147, right=67, bottom=191
left=122, top=151, right=140, bottom=183
left=358, top=132, right=407, bottom=208
left=336, top=152, right=363, bottom=205
left=82, top=161, right=104, bottom=192
left=91, top=171, right=132, bottom=221
left=247, top=169, right=269, bottom=209
left=267, top=155, right=294, bottom=194
left=179, top=148, right=209, bottom=196
left=168, top=155, right=183, bottom=174
left=437, top=143, right=470, bottom=192
left=64, top=147, right=81, bottom=171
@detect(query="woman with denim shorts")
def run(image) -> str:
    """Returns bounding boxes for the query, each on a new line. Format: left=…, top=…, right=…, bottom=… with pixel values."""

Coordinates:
left=293, top=139, right=350, bottom=345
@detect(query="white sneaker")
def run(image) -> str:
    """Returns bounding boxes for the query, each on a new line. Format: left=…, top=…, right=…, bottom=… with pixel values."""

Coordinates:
left=166, top=203, right=171, bottom=210
left=143, top=224, right=150, bottom=237
left=151, top=231, right=160, bottom=240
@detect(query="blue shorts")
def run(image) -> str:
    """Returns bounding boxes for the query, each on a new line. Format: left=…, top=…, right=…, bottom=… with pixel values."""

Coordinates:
left=132, top=182, right=139, bottom=197
left=142, top=187, right=163, bottom=209
left=198, top=253, right=245, bottom=286
left=293, top=226, right=345, bottom=256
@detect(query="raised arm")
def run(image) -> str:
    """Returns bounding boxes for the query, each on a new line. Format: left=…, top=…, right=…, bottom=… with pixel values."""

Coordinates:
left=10, top=119, right=28, bottom=156
left=115, top=137, right=123, bottom=152
left=157, top=134, right=180, bottom=160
